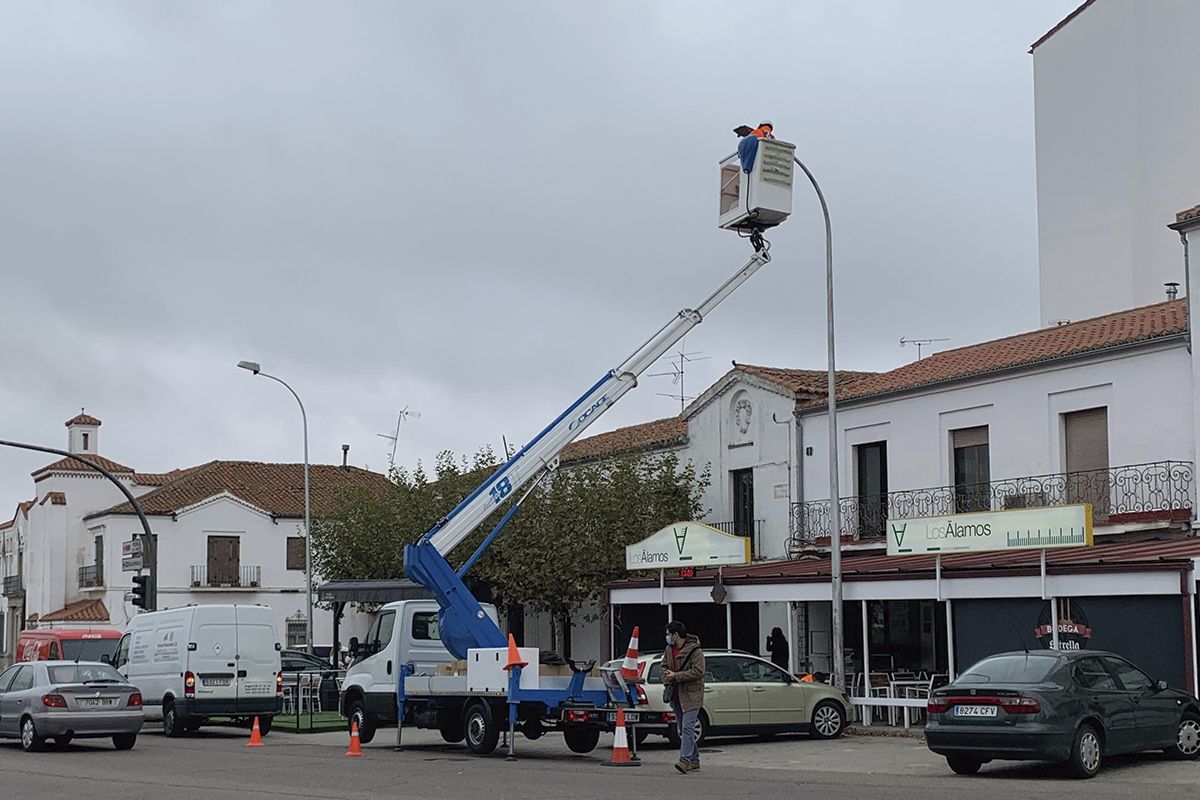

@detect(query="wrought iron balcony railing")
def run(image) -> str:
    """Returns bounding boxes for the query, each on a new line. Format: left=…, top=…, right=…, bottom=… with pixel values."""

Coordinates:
left=787, top=461, right=1194, bottom=556
left=2, top=575, right=21, bottom=597
left=77, top=564, right=104, bottom=588
left=707, top=519, right=765, bottom=557
left=190, top=565, right=261, bottom=588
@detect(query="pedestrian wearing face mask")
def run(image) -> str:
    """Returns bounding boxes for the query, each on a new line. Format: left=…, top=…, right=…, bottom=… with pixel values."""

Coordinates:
left=660, top=621, right=705, bottom=773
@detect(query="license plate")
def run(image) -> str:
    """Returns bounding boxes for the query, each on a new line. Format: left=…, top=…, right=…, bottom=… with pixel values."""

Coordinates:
left=954, top=705, right=998, bottom=718
left=606, top=711, right=640, bottom=723
left=204, top=677, right=231, bottom=687
left=78, top=697, right=117, bottom=708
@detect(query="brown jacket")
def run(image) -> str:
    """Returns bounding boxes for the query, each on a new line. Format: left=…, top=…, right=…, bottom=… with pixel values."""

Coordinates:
left=662, top=635, right=706, bottom=712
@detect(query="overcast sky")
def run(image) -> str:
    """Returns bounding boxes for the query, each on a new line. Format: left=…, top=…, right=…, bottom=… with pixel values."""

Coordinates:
left=0, top=1, right=1079, bottom=509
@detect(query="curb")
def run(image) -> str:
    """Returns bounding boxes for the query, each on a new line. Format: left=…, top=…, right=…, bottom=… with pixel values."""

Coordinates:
left=846, top=724, right=925, bottom=740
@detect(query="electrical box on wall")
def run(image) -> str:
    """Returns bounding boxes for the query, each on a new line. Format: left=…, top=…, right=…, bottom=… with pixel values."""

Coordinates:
left=718, top=138, right=796, bottom=232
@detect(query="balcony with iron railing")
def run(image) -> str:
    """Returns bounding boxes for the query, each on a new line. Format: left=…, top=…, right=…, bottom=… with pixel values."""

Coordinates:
left=2, top=575, right=21, bottom=597
left=190, top=565, right=261, bottom=589
left=707, top=519, right=765, bottom=559
left=787, top=461, right=1194, bottom=556
left=77, top=564, right=104, bottom=588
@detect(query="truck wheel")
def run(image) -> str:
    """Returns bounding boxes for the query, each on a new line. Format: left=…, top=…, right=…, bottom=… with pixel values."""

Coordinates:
left=563, top=726, right=601, bottom=754
left=163, top=702, right=187, bottom=738
left=464, top=703, right=500, bottom=755
left=257, top=716, right=273, bottom=736
left=440, top=725, right=465, bottom=744
left=346, top=699, right=376, bottom=745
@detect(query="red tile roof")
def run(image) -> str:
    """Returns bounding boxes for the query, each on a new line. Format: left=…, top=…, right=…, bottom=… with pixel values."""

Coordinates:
left=39, top=492, right=66, bottom=506
left=617, top=537, right=1200, bottom=590
left=65, top=412, right=102, bottom=427
left=561, top=417, right=688, bottom=464
left=135, top=466, right=203, bottom=487
left=1030, top=0, right=1097, bottom=52
left=19, top=500, right=34, bottom=518
left=734, top=363, right=877, bottom=396
left=88, top=461, right=392, bottom=519
left=32, top=454, right=135, bottom=481
left=40, top=599, right=109, bottom=623
left=799, top=299, right=1187, bottom=411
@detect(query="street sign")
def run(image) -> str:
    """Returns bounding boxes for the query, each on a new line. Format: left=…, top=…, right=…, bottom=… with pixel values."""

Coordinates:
left=625, top=521, right=751, bottom=571
left=122, top=539, right=143, bottom=557
left=122, top=555, right=144, bottom=572
left=886, top=504, right=1093, bottom=557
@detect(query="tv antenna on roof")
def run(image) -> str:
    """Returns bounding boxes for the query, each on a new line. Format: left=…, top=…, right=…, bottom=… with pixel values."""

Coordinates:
left=378, top=405, right=421, bottom=468
left=649, top=341, right=711, bottom=413
left=899, top=336, right=949, bottom=361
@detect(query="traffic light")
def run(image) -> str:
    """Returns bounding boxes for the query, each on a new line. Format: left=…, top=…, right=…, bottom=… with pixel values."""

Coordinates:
left=131, top=574, right=150, bottom=610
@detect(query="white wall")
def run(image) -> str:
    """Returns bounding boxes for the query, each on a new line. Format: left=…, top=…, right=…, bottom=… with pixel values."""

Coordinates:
left=685, top=376, right=797, bottom=558
left=800, top=342, right=1194, bottom=506
left=1035, top=0, right=1200, bottom=324
left=89, top=495, right=349, bottom=649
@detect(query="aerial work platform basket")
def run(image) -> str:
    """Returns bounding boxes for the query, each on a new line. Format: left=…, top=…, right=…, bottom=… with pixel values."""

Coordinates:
left=718, top=137, right=796, bottom=233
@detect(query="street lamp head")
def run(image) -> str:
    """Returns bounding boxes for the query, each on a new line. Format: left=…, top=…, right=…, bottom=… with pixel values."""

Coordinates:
left=237, top=360, right=261, bottom=375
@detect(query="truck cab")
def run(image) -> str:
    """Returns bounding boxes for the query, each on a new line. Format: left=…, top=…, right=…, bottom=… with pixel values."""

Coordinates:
left=339, top=599, right=498, bottom=743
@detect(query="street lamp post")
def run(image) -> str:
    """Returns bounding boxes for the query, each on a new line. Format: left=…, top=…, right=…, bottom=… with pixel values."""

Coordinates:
left=238, top=360, right=313, bottom=654
left=793, top=156, right=845, bottom=691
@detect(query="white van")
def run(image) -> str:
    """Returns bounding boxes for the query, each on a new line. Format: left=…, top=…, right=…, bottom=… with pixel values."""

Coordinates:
left=112, top=604, right=282, bottom=737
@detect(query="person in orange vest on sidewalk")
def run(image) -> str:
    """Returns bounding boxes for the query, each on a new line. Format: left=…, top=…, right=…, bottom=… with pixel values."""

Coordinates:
left=661, top=621, right=705, bottom=774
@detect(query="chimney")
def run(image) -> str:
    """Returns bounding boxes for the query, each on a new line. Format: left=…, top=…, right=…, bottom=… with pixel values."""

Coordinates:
left=341, top=444, right=350, bottom=470
left=1165, top=282, right=1180, bottom=300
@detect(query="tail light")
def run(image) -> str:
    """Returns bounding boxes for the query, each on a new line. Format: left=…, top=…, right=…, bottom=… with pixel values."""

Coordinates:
left=663, top=711, right=677, bottom=724
left=636, top=662, right=647, bottom=679
left=927, top=697, right=949, bottom=714
left=566, top=710, right=592, bottom=722
left=41, top=693, right=67, bottom=709
left=184, top=671, right=196, bottom=697
left=634, top=685, right=648, bottom=705
left=1000, top=696, right=1041, bottom=714
left=127, top=692, right=143, bottom=708
left=276, top=671, right=283, bottom=696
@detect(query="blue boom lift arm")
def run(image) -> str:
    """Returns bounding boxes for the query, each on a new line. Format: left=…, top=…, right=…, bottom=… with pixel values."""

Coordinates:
left=405, top=244, right=772, bottom=658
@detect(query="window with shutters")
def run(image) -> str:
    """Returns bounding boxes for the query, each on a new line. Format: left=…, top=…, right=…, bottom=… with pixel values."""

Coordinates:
left=1063, top=407, right=1110, bottom=518
left=286, top=537, right=306, bottom=571
left=206, top=536, right=241, bottom=586
left=952, top=426, right=990, bottom=513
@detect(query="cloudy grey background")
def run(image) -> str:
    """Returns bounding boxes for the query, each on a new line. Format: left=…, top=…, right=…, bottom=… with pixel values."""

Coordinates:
left=0, top=1, right=1078, bottom=508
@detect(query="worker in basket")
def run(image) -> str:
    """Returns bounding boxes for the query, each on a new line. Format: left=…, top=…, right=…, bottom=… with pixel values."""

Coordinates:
left=735, top=120, right=775, bottom=172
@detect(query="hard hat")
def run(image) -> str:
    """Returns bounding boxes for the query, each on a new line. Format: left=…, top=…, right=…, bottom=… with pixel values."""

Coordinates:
left=759, top=120, right=774, bottom=128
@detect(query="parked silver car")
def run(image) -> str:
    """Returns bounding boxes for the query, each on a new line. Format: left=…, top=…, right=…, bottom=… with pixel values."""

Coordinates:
left=0, top=660, right=144, bottom=751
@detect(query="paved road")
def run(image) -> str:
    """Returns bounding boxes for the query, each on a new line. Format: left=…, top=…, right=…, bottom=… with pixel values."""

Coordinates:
left=1, top=726, right=1197, bottom=800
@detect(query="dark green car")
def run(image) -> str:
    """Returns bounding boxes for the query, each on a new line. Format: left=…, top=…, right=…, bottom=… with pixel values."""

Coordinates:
left=925, top=650, right=1200, bottom=778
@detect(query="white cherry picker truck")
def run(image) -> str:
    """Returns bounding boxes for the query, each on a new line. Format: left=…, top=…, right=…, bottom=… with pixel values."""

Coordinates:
left=338, top=135, right=798, bottom=758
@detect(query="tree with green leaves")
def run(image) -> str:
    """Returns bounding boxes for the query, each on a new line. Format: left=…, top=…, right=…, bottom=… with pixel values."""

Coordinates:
left=311, top=445, right=709, bottom=655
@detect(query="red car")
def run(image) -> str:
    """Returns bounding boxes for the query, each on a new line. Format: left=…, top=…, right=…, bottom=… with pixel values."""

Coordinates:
left=17, top=628, right=122, bottom=663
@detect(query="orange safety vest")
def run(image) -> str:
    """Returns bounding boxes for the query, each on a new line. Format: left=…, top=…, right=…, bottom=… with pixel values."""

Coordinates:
left=751, top=125, right=775, bottom=140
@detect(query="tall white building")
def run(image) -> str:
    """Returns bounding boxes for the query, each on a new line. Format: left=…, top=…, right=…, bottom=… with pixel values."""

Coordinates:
left=1034, top=0, right=1200, bottom=325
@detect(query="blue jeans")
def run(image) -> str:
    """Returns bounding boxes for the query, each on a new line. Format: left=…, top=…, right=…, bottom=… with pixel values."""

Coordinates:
left=673, top=702, right=700, bottom=765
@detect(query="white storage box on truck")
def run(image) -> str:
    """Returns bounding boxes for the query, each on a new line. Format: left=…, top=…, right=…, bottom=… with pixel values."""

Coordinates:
left=112, top=604, right=282, bottom=737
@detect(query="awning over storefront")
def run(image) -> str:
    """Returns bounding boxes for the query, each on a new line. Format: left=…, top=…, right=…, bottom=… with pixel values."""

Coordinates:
left=316, top=579, right=430, bottom=605
left=608, top=537, right=1200, bottom=605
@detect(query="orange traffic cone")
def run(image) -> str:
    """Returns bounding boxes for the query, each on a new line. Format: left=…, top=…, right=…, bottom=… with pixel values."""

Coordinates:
left=345, top=719, right=364, bottom=757
left=602, top=707, right=639, bottom=767
left=504, top=633, right=527, bottom=671
left=619, top=627, right=641, bottom=680
left=246, top=716, right=263, bottom=747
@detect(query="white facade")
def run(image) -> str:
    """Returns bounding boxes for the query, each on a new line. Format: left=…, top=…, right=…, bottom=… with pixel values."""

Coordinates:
left=4, top=416, right=376, bottom=657
left=684, top=370, right=801, bottom=559
left=1035, top=0, right=1200, bottom=324
left=798, top=339, right=1195, bottom=530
